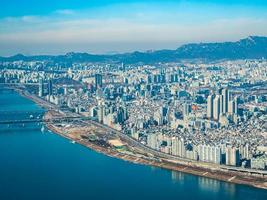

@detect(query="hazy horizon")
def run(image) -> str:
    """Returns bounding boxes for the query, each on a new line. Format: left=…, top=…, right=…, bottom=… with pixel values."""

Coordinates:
left=1, top=0, right=267, bottom=56
left=1, top=35, right=267, bottom=57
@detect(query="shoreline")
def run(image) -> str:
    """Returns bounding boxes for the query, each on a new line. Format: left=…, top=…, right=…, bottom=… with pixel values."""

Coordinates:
left=46, top=121, right=267, bottom=190
left=8, top=86, right=267, bottom=190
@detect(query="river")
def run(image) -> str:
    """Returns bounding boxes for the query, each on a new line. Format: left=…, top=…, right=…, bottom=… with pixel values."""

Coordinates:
left=0, top=88, right=266, bottom=200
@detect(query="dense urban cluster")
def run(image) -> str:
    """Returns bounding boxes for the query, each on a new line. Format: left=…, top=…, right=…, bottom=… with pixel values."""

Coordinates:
left=1, top=59, right=267, bottom=170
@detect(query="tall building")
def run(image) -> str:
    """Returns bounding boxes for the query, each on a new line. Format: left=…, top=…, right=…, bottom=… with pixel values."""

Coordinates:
left=219, top=95, right=224, bottom=115
left=225, top=146, right=240, bottom=166
left=228, top=96, right=239, bottom=115
left=95, top=74, right=103, bottom=89
left=147, top=75, right=152, bottom=83
left=48, top=79, right=53, bottom=95
left=121, top=62, right=125, bottom=71
left=198, top=144, right=221, bottom=164
left=156, top=106, right=168, bottom=125
left=234, top=96, right=239, bottom=114
left=117, top=106, right=128, bottom=124
left=171, top=137, right=179, bottom=156
left=198, top=144, right=207, bottom=162
left=212, top=146, right=222, bottom=164
left=207, top=94, right=214, bottom=119
left=240, top=144, right=250, bottom=160
left=178, top=138, right=186, bottom=158
left=228, top=100, right=235, bottom=114
left=171, top=137, right=185, bottom=158
left=183, top=103, right=191, bottom=119
left=38, top=78, right=44, bottom=97
left=213, top=95, right=220, bottom=120
left=222, top=88, right=229, bottom=113
left=147, top=134, right=158, bottom=150
left=98, top=99, right=105, bottom=123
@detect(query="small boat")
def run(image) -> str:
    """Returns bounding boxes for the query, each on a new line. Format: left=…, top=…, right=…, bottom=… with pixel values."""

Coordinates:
left=71, top=141, right=76, bottom=144
left=29, top=115, right=34, bottom=119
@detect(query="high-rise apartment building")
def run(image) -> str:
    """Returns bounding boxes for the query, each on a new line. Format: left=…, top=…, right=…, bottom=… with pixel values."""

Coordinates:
left=38, top=78, right=44, bottom=97
left=222, top=88, right=229, bottom=113
left=226, top=146, right=240, bottom=166
left=95, top=74, right=103, bottom=89
left=213, top=95, right=220, bottom=120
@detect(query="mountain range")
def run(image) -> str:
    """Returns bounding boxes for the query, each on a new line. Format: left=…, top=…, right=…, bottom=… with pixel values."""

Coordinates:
left=1, top=36, right=267, bottom=64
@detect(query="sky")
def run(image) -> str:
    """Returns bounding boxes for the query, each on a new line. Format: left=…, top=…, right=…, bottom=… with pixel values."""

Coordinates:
left=1, top=0, right=267, bottom=56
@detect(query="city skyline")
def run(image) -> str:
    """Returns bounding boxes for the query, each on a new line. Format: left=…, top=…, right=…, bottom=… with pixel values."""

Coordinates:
left=1, top=0, right=267, bottom=56
left=1, top=0, right=267, bottom=199
left=1, top=55, right=266, bottom=186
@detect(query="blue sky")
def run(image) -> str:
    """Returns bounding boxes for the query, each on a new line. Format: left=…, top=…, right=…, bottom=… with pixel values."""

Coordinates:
left=1, top=0, right=267, bottom=56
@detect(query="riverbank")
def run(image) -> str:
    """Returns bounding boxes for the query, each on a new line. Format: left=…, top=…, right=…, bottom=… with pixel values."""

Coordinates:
left=45, top=115, right=267, bottom=190
left=10, top=86, right=267, bottom=190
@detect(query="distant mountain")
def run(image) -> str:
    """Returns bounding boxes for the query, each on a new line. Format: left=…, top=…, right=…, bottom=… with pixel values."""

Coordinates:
left=1, top=36, right=267, bottom=64
left=174, top=36, right=267, bottom=60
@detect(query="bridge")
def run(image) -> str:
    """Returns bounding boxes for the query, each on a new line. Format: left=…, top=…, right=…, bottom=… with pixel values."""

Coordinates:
left=0, top=83, right=39, bottom=86
left=0, top=116, right=90, bottom=125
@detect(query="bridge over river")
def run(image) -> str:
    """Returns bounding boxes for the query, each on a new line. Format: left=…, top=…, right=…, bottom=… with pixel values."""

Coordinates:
left=0, top=115, right=90, bottom=125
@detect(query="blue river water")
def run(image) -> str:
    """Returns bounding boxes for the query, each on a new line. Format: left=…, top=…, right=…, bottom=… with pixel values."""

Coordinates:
left=0, top=88, right=267, bottom=200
